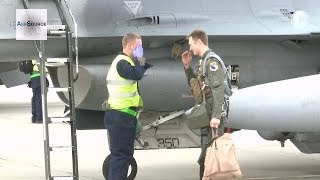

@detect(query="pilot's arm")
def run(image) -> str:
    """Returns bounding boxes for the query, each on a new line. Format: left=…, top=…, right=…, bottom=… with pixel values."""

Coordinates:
left=184, top=67, right=196, bottom=86
left=205, top=57, right=225, bottom=120
left=182, top=51, right=196, bottom=86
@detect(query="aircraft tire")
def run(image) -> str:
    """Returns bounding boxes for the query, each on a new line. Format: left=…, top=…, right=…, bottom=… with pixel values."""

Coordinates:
left=102, top=154, right=137, bottom=180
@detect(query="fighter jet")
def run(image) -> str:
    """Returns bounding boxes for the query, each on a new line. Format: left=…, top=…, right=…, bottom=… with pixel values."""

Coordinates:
left=0, top=0, right=320, bottom=179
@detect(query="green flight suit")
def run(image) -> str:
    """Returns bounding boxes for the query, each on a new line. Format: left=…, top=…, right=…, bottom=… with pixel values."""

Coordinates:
left=184, top=49, right=225, bottom=175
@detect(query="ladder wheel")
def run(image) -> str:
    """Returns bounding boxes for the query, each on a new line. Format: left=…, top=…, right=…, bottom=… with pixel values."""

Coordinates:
left=102, top=154, right=137, bottom=180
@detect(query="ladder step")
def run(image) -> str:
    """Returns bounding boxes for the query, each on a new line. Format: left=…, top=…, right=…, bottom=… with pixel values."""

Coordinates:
left=49, top=87, right=71, bottom=92
left=49, top=117, right=71, bottom=124
left=47, top=58, right=70, bottom=63
left=48, top=30, right=66, bottom=36
left=50, top=146, right=73, bottom=152
left=45, top=62, right=66, bottom=67
left=51, top=176, right=74, bottom=180
left=48, top=25, right=66, bottom=31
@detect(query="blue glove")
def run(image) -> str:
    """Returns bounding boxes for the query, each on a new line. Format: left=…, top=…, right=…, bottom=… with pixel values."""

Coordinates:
left=133, top=44, right=144, bottom=58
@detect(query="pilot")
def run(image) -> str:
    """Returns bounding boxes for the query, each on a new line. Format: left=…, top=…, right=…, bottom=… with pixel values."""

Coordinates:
left=28, top=60, right=49, bottom=123
left=181, top=29, right=225, bottom=179
left=104, top=33, right=151, bottom=180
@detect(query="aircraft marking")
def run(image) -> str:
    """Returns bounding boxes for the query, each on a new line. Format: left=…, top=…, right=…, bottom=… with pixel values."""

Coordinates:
left=124, top=1, right=141, bottom=16
left=291, top=11, right=310, bottom=30
left=157, top=138, right=180, bottom=149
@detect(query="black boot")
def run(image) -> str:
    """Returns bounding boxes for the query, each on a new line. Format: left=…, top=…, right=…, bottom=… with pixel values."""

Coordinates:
left=35, top=118, right=43, bottom=124
left=199, top=159, right=204, bottom=180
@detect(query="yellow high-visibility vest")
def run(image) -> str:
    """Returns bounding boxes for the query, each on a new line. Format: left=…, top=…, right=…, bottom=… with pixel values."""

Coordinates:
left=106, top=55, right=143, bottom=110
left=30, top=60, right=48, bottom=78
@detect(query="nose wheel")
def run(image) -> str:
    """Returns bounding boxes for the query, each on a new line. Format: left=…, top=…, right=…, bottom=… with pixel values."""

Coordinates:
left=102, top=154, right=137, bottom=180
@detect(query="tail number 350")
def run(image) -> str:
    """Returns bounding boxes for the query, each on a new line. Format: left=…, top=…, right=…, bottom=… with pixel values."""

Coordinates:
left=157, top=138, right=180, bottom=148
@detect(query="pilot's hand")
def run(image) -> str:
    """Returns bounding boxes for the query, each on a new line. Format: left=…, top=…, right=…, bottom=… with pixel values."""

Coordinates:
left=137, top=57, right=146, bottom=66
left=133, top=44, right=144, bottom=58
left=210, top=118, right=220, bottom=128
left=181, top=50, right=192, bottom=68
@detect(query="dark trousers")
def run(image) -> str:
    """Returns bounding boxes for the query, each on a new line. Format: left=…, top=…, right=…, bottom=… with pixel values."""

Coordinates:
left=30, top=76, right=49, bottom=122
left=31, top=77, right=42, bottom=121
left=199, top=127, right=212, bottom=180
left=104, top=109, right=137, bottom=180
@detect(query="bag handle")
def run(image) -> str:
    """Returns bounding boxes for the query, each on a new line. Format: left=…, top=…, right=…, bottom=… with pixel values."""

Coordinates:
left=206, top=128, right=219, bottom=147
left=211, top=128, right=218, bottom=139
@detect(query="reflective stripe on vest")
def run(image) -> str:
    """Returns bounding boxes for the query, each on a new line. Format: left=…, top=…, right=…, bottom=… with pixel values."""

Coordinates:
left=109, top=91, right=138, bottom=98
left=106, top=80, right=136, bottom=85
left=106, top=54, right=143, bottom=109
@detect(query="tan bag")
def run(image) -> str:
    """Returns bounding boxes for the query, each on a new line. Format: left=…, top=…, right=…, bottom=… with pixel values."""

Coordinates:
left=202, top=132, right=242, bottom=180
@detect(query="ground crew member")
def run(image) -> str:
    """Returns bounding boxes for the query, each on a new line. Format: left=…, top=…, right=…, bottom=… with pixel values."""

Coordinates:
left=181, top=29, right=225, bottom=179
left=104, top=33, right=151, bottom=180
left=28, top=60, right=49, bottom=123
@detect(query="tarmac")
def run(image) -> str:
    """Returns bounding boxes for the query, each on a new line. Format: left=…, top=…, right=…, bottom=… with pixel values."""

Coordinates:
left=1, top=86, right=320, bottom=180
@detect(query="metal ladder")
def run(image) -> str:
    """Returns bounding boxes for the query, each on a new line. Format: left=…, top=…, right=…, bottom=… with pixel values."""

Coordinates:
left=21, top=0, right=79, bottom=179
left=39, top=32, right=79, bottom=180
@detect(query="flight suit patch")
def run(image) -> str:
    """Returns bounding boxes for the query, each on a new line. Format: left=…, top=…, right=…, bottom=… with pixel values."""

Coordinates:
left=209, top=62, right=219, bottom=71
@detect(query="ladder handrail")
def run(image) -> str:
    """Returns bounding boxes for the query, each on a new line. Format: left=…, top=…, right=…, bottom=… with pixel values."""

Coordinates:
left=21, top=0, right=43, bottom=58
left=21, top=0, right=30, bottom=9
left=21, top=1, right=79, bottom=179
left=55, top=0, right=79, bottom=81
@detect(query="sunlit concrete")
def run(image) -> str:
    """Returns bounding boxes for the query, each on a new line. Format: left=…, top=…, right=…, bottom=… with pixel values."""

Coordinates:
left=1, top=86, right=320, bottom=180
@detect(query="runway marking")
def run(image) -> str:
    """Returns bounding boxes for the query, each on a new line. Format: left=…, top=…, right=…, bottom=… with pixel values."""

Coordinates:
left=246, top=175, right=320, bottom=179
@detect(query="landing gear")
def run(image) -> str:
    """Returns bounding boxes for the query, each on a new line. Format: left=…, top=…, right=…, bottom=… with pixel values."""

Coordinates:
left=102, top=110, right=185, bottom=179
left=102, top=154, right=137, bottom=180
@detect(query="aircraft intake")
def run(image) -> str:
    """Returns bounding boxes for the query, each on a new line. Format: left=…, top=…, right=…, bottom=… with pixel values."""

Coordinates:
left=50, top=64, right=101, bottom=110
